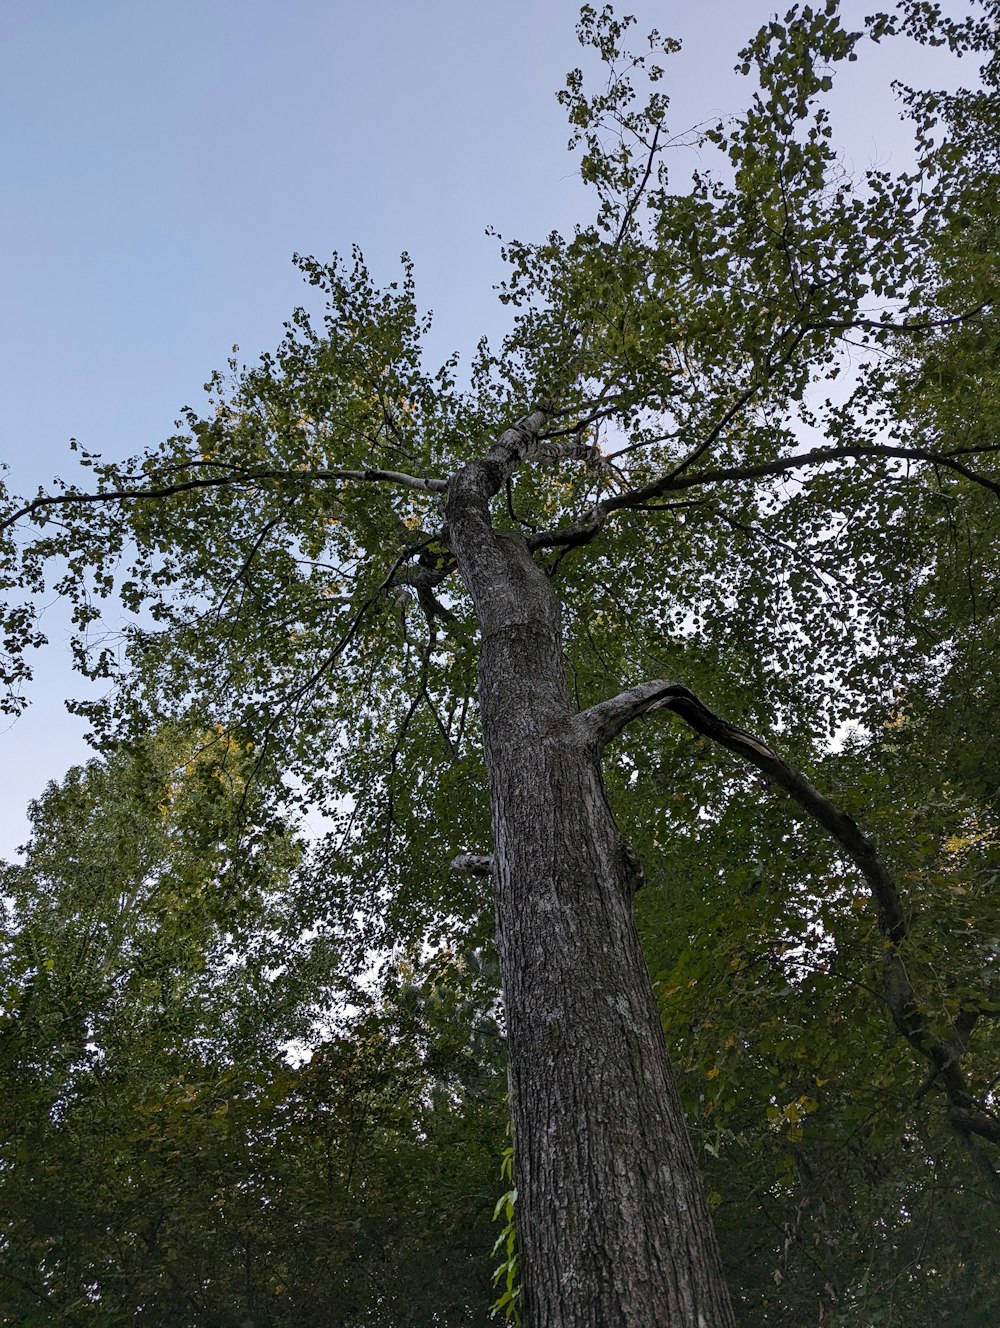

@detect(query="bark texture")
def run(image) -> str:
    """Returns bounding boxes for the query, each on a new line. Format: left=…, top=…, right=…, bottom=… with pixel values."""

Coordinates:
left=446, top=420, right=735, bottom=1327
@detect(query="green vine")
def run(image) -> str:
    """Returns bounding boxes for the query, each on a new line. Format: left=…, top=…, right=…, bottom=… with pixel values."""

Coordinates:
left=489, top=1141, right=521, bottom=1323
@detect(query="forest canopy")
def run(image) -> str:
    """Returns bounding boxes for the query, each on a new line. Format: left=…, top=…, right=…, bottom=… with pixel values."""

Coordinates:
left=2, top=3, right=999, bottom=1324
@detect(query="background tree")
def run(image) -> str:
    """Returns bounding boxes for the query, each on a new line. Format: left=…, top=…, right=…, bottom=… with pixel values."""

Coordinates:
left=2, top=2, right=999, bottom=1323
left=0, top=735, right=507, bottom=1325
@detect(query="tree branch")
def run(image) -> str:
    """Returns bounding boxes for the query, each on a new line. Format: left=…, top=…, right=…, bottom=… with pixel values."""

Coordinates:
left=1, top=465, right=447, bottom=531
left=612, top=121, right=662, bottom=253
left=526, top=438, right=1000, bottom=553
left=578, top=679, right=1000, bottom=1165
left=581, top=673, right=911, bottom=946
left=654, top=442, right=1000, bottom=501
left=450, top=853, right=493, bottom=877
left=807, top=303, right=989, bottom=335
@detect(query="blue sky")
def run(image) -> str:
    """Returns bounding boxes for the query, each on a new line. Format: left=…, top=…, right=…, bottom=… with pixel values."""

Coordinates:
left=0, top=1, right=971, bottom=857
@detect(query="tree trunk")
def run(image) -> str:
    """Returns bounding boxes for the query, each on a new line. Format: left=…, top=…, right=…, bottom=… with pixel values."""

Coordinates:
left=447, top=440, right=736, bottom=1327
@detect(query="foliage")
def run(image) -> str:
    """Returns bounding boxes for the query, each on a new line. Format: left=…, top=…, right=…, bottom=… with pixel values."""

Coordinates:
left=2, top=1, right=1000, bottom=1323
left=0, top=739, right=506, bottom=1324
left=489, top=1140, right=521, bottom=1324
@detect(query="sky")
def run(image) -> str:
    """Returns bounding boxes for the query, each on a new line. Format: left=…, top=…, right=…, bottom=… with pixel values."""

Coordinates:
left=0, top=1, right=974, bottom=859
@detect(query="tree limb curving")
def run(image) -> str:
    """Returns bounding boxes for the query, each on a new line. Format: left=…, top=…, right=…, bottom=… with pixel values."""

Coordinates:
left=578, top=679, right=1000, bottom=1171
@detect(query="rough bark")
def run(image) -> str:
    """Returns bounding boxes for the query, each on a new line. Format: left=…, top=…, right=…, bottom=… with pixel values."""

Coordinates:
left=446, top=418, right=735, bottom=1327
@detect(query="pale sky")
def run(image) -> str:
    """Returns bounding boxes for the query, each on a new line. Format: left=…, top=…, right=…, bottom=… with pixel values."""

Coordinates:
left=0, top=1, right=972, bottom=857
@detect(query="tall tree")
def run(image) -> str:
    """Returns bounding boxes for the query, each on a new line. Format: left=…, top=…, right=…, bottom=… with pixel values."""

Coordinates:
left=3, top=3, right=999, bottom=1322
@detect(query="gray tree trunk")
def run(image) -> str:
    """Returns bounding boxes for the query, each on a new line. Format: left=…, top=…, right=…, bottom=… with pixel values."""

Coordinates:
left=447, top=430, right=736, bottom=1328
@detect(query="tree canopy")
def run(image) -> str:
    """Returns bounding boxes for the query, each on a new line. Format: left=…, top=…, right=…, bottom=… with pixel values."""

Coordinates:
left=2, top=3, right=999, bottom=1324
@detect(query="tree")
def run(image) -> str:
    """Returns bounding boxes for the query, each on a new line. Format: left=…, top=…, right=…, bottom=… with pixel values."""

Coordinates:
left=3, top=3, right=999, bottom=1322
left=0, top=736, right=507, bottom=1325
